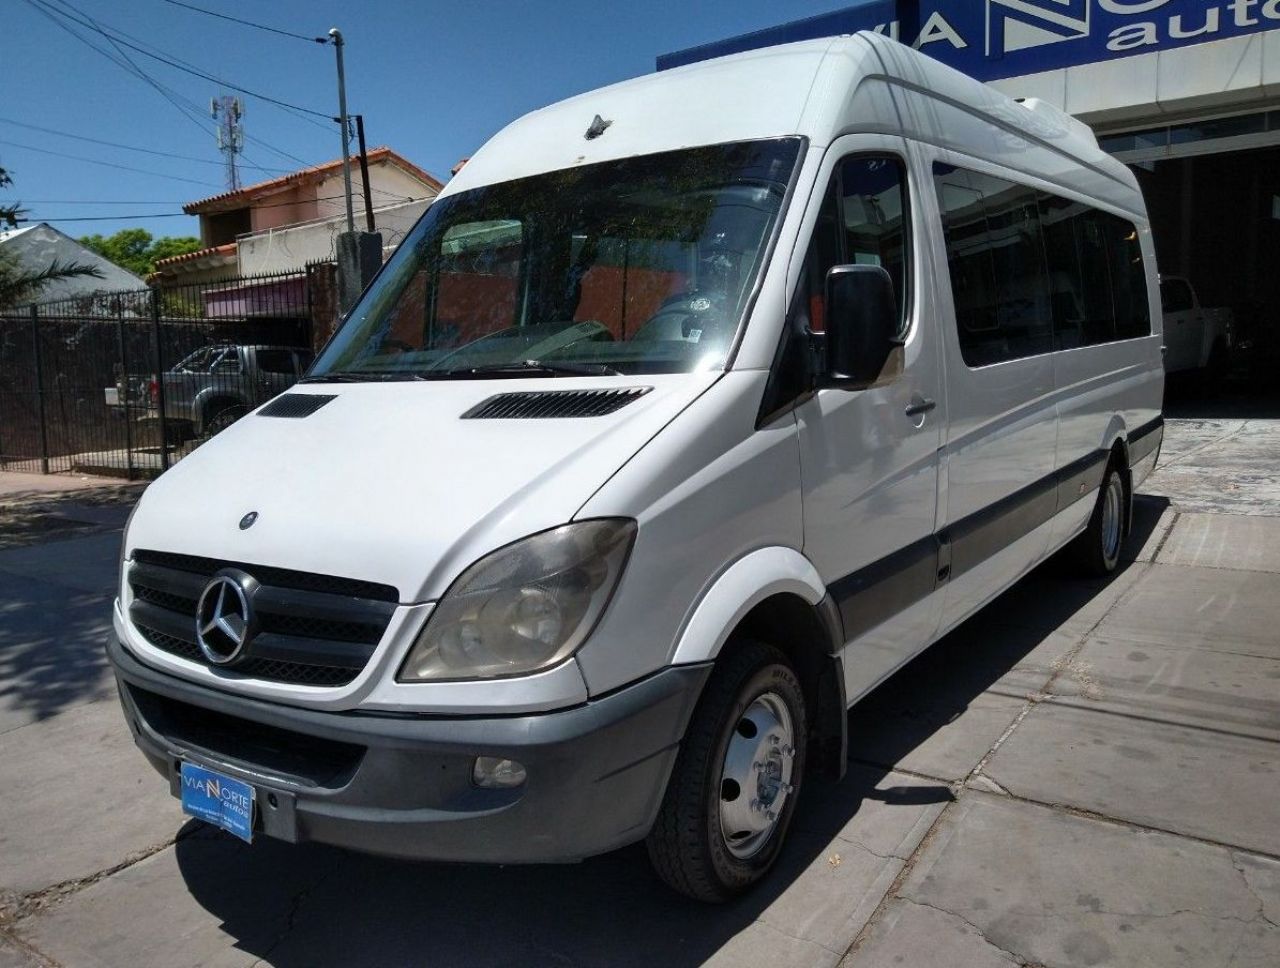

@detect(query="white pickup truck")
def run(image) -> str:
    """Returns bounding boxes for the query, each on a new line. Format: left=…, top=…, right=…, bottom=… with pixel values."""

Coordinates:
left=1160, top=276, right=1233, bottom=378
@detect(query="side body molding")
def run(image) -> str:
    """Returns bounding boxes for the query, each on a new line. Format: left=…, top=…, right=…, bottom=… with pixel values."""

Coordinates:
left=670, top=547, right=830, bottom=665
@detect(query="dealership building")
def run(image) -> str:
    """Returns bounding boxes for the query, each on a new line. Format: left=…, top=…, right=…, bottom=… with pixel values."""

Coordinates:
left=661, top=0, right=1280, bottom=362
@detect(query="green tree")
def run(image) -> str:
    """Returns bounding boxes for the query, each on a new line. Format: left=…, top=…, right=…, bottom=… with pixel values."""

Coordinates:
left=79, top=228, right=202, bottom=276
left=1, top=165, right=103, bottom=309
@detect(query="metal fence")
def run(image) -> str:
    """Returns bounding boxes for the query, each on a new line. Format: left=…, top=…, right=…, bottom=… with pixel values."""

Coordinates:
left=0, top=268, right=330, bottom=479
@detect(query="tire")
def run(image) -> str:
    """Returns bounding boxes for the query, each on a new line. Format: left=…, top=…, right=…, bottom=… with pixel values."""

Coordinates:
left=1068, top=462, right=1127, bottom=577
left=646, top=640, right=807, bottom=902
left=203, top=404, right=247, bottom=438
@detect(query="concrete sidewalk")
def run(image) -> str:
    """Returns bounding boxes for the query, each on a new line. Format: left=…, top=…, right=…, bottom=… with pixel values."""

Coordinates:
left=0, top=418, right=1277, bottom=967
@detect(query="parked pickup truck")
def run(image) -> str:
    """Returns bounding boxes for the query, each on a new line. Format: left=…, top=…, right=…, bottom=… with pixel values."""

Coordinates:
left=1160, top=276, right=1233, bottom=378
left=157, top=344, right=314, bottom=438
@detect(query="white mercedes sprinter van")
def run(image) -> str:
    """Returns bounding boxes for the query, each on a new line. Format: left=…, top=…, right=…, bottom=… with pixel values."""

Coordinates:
left=110, top=32, right=1164, bottom=901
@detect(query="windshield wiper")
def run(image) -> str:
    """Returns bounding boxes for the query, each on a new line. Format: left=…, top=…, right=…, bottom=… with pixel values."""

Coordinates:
left=437, top=359, right=623, bottom=378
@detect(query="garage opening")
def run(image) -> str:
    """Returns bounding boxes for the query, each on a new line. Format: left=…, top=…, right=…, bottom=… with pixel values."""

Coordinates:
left=1102, top=113, right=1280, bottom=411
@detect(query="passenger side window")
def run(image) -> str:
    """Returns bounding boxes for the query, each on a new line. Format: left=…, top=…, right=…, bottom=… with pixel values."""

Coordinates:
left=934, top=163, right=1151, bottom=365
left=255, top=350, right=296, bottom=375
left=933, top=164, right=1052, bottom=367
left=1040, top=198, right=1117, bottom=349
left=1160, top=279, right=1194, bottom=313
left=211, top=349, right=242, bottom=374
left=839, top=156, right=909, bottom=333
left=760, top=153, right=910, bottom=421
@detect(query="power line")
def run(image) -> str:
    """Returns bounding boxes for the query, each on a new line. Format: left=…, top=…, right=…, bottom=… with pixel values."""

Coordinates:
left=38, top=0, right=333, bottom=121
left=20, top=0, right=315, bottom=169
left=29, top=212, right=192, bottom=222
left=0, top=115, right=290, bottom=171
left=21, top=199, right=187, bottom=204
left=32, top=194, right=429, bottom=222
left=159, top=0, right=328, bottom=45
left=0, top=138, right=222, bottom=187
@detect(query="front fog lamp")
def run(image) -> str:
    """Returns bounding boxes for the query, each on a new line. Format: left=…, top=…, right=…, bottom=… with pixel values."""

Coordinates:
left=398, top=519, right=637, bottom=682
left=473, top=756, right=527, bottom=789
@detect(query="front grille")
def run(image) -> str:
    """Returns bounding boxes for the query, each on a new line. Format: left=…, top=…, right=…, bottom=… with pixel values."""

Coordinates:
left=128, top=551, right=398, bottom=688
left=126, top=683, right=364, bottom=787
left=462, top=387, right=652, bottom=419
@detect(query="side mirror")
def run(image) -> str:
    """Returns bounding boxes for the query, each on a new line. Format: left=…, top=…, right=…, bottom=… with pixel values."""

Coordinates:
left=814, top=264, right=901, bottom=390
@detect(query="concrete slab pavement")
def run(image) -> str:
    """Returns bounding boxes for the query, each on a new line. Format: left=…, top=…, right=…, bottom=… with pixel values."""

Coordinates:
left=855, top=792, right=1280, bottom=968
left=0, top=700, right=182, bottom=898
left=0, top=414, right=1277, bottom=967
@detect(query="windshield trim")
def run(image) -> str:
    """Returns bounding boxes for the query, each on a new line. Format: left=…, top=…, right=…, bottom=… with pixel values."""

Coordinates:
left=303, top=136, right=809, bottom=383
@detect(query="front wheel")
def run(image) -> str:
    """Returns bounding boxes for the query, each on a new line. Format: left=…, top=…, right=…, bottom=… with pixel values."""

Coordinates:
left=646, top=640, right=807, bottom=902
left=1068, top=463, right=1127, bottom=577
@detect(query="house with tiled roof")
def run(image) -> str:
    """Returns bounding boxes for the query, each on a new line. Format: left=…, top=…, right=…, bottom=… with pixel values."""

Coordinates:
left=152, top=147, right=444, bottom=284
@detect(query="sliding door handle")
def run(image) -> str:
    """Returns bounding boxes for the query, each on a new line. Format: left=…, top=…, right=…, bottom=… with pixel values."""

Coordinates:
left=904, top=397, right=937, bottom=418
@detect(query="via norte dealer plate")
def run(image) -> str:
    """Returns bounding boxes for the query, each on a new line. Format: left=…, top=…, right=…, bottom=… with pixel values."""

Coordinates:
left=180, top=761, right=255, bottom=842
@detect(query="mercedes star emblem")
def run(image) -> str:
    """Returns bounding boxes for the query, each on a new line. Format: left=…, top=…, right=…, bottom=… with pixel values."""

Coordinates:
left=195, top=570, right=257, bottom=665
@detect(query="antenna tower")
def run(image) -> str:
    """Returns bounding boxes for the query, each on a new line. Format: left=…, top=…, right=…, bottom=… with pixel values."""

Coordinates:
left=211, top=95, right=244, bottom=191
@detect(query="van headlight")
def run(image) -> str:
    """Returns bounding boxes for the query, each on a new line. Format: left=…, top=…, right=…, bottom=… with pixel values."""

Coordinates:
left=397, top=519, right=637, bottom=682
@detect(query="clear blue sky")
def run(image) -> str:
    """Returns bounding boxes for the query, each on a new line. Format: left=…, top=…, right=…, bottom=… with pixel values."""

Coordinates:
left=3, top=0, right=854, bottom=241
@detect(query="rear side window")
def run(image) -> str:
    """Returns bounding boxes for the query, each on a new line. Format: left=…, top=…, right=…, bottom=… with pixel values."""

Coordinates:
left=933, top=165, right=1052, bottom=366
left=933, top=162, right=1150, bottom=366
left=1102, top=216, right=1151, bottom=340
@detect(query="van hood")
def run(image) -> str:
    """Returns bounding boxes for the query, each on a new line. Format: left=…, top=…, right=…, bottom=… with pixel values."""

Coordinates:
left=126, top=375, right=717, bottom=602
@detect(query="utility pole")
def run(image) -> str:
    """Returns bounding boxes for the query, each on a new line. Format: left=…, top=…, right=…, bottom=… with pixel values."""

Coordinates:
left=328, top=27, right=355, bottom=235
left=211, top=95, right=244, bottom=192
left=355, top=115, right=375, bottom=233
left=328, top=28, right=382, bottom=313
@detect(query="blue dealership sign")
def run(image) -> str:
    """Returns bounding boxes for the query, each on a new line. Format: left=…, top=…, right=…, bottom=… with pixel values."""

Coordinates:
left=658, top=1, right=1280, bottom=81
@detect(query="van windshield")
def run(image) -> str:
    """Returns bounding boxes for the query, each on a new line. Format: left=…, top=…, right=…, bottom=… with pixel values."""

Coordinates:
left=309, top=139, right=802, bottom=379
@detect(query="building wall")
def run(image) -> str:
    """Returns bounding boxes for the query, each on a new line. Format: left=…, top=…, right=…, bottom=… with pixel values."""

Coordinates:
left=991, top=30, right=1280, bottom=128
left=236, top=198, right=432, bottom=276
left=313, top=163, right=438, bottom=222
left=248, top=184, right=318, bottom=233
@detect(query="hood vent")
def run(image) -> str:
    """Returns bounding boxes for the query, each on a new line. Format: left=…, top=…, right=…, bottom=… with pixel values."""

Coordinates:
left=463, top=387, right=652, bottom=420
left=258, top=394, right=336, bottom=419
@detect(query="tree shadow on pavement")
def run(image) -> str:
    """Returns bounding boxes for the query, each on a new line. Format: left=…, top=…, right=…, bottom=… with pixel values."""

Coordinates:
left=0, top=565, right=117, bottom=729
left=173, top=497, right=1169, bottom=968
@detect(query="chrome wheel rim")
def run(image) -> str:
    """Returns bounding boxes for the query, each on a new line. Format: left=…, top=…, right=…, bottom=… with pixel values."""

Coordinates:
left=1102, top=476, right=1123, bottom=562
left=718, top=692, right=795, bottom=860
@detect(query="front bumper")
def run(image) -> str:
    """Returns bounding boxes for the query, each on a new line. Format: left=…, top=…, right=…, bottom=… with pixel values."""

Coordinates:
left=108, top=637, right=710, bottom=863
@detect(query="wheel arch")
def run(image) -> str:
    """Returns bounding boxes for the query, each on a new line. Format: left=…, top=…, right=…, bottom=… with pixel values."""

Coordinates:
left=670, top=548, right=847, bottom=780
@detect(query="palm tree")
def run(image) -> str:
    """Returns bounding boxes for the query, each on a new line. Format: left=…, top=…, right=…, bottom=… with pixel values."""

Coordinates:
left=1, top=165, right=104, bottom=310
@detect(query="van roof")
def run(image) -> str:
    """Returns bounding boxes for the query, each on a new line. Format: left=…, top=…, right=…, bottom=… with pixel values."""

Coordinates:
left=446, top=32, right=1137, bottom=209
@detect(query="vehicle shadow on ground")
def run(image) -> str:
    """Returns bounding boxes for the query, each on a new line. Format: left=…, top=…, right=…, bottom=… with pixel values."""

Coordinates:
left=174, top=498, right=1169, bottom=968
